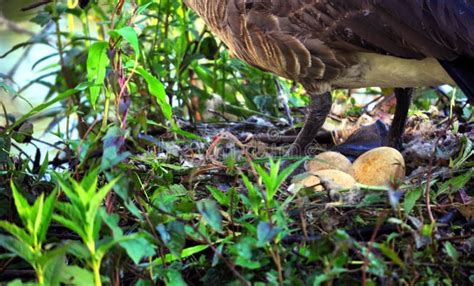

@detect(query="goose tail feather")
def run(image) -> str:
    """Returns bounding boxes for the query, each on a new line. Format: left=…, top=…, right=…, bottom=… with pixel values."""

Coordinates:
left=439, top=58, right=474, bottom=103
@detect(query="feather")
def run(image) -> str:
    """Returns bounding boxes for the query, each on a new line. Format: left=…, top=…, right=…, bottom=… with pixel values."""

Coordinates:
left=440, top=58, right=474, bottom=102
left=184, top=0, right=474, bottom=92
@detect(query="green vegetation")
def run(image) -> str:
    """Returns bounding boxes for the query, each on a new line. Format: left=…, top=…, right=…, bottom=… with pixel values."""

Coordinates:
left=0, top=1, right=473, bottom=285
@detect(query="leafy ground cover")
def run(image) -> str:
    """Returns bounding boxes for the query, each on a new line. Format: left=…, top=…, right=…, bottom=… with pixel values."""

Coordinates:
left=0, top=1, right=473, bottom=285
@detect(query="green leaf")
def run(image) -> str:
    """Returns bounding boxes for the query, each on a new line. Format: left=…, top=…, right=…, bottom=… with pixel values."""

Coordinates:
left=197, top=200, right=222, bottom=233
left=92, top=211, right=104, bottom=243
left=69, top=178, right=91, bottom=207
left=87, top=41, right=110, bottom=108
left=136, top=2, right=154, bottom=15
left=120, top=236, right=156, bottom=264
left=272, top=159, right=305, bottom=197
left=96, top=235, right=137, bottom=260
left=101, top=127, right=131, bottom=170
left=257, top=221, right=280, bottom=246
left=95, top=236, right=117, bottom=260
left=444, top=241, right=459, bottom=263
left=163, top=268, right=187, bottom=286
left=100, top=209, right=123, bottom=238
left=404, top=188, right=422, bottom=216
left=30, top=193, right=45, bottom=242
left=379, top=243, right=405, bottom=268
left=436, top=171, right=474, bottom=199
left=110, top=27, right=140, bottom=55
left=54, top=175, right=86, bottom=215
left=66, top=241, right=91, bottom=260
left=85, top=176, right=121, bottom=228
left=150, top=244, right=209, bottom=266
left=240, top=173, right=262, bottom=215
left=156, top=221, right=185, bottom=258
left=207, top=186, right=229, bottom=206
left=254, top=164, right=273, bottom=196
left=257, top=159, right=304, bottom=202
left=38, top=190, right=57, bottom=243
left=232, top=237, right=261, bottom=269
left=38, top=245, right=74, bottom=286
left=7, top=279, right=38, bottom=286
left=69, top=179, right=89, bottom=206
left=135, top=67, right=172, bottom=121
left=30, top=11, right=52, bottom=27
left=81, top=168, right=100, bottom=201
left=174, top=32, right=187, bottom=66
left=0, top=221, right=32, bottom=245
left=454, top=136, right=473, bottom=167
left=55, top=202, right=83, bottom=229
left=366, top=251, right=386, bottom=277
left=10, top=181, right=32, bottom=232
left=0, top=234, right=34, bottom=262
left=212, top=243, right=223, bottom=267
left=171, top=126, right=205, bottom=141
left=52, top=215, right=86, bottom=241
left=59, top=265, right=95, bottom=286
left=38, top=243, right=70, bottom=270
left=42, top=249, right=66, bottom=286
left=37, top=152, right=50, bottom=179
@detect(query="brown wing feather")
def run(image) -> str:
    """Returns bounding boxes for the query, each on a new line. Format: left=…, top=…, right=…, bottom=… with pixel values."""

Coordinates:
left=185, top=0, right=474, bottom=89
left=295, top=0, right=474, bottom=59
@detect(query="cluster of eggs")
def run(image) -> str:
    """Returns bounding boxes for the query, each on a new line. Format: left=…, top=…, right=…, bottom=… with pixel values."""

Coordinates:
left=296, top=147, right=406, bottom=191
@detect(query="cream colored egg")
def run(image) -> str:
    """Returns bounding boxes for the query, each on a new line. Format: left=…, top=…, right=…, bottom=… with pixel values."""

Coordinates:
left=350, top=147, right=405, bottom=186
left=305, top=151, right=352, bottom=173
left=296, top=170, right=357, bottom=192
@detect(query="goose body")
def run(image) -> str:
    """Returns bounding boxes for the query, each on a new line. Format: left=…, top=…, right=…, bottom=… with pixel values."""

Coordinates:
left=332, top=53, right=453, bottom=89
left=185, top=0, right=474, bottom=154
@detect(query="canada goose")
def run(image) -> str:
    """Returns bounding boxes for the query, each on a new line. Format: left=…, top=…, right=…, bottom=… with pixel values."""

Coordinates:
left=184, top=0, right=474, bottom=156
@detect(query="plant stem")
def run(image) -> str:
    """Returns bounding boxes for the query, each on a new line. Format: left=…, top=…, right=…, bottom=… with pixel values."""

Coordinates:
left=101, top=89, right=111, bottom=132
left=92, top=260, right=102, bottom=286
left=87, top=235, right=101, bottom=286
left=36, top=267, right=45, bottom=285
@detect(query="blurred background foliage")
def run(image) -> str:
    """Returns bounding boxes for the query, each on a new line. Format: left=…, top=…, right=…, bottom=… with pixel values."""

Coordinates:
left=1, top=0, right=304, bottom=141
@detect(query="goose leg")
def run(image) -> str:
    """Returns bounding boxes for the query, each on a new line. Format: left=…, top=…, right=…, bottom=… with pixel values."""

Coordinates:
left=286, top=92, right=332, bottom=156
left=385, top=88, right=413, bottom=148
